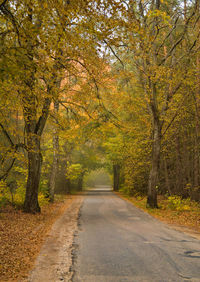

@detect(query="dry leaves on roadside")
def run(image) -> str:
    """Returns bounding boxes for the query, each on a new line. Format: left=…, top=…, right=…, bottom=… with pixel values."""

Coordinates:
left=0, top=196, right=74, bottom=282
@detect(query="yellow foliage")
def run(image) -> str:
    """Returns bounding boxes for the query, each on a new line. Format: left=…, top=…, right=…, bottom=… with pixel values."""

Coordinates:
left=167, top=196, right=191, bottom=211
left=38, top=193, right=49, bottom=206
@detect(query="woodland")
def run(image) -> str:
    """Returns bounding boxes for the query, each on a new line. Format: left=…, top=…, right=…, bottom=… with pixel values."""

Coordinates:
left=0, top=0, right=200, bottom=213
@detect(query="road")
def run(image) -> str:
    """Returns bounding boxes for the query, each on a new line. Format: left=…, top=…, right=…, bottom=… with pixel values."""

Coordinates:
left=72, top=188, right=200, bottom=282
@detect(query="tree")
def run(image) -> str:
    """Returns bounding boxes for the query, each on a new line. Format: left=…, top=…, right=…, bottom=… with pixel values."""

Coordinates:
left=0, top=0, right=116, bottom=212
left=107, top=0, right=200, bottom=207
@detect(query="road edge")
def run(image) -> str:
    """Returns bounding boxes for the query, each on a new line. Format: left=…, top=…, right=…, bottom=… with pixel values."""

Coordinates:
left=115, top=191, right=200, bottom=241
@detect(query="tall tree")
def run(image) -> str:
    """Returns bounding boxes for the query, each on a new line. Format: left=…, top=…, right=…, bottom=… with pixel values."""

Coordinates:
left=114, top=0, right=200, bottom=207
left=0, top=0, right=115, bottom=212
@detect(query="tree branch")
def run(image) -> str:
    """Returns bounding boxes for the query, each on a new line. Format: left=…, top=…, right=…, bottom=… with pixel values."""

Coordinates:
left=35, top=97, right=51, bottom=136
left=159, top=8, right=197, bottom=66
left=0, top=158, right=16, bottom=181
left=0, top=0, right=8, bottom=10
left=59, top=100, right=93, bottom=119
left=103, top=39, right=124, bottom=68
left=156, top=16, right=179, bottom=56
left=162, top=95, right=188, bottom=137
left=1, top=4, right=21, bottom=46
left=69, top=58, right=101, bottom=99
left=0, top=122, right=14, bottom=146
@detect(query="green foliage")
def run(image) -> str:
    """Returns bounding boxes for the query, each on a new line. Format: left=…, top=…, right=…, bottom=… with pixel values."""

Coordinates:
left=13, top=185, right=26, bottom=207
left=65, top=163, right=83, bottom=181
left=167, top=196, right=191, bottom=211
left=0, top=179, right=25, bottom=208
left=39, top=178, right=49, bottom=198
left=38, top=193, right=49, bottom=207
left=0, top=179, right=49, bottom=208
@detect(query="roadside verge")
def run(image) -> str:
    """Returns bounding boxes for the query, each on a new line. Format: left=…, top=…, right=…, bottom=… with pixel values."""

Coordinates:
left=29, top=196, right=83, bottom=282
left=0, top=195, right=83, bottom=282
left=115, top=192, right=200, bottom=240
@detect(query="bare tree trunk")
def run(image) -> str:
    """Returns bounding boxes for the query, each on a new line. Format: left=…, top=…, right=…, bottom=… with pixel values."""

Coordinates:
left=23, top=93, right=51, bottom=213
left=194, top=127, right=199, bottom=189
left=193, top=29, right=200, bottom=199
left=49, top=101, right=59, bottom=202
left=164, top=158, right=172, bottom=195
left=66, top=178, right=71, bottom=194
left=147, top=81, right=160, bottom=208
left=24, top=136, right=42, bottom=213
left=113, top=164, right=120, bottom=191
left=184, top=133, right=191, bottom=187
left=175, top=135, right=182, bottom=195
left=77, top=173, right=84, bottom=191
left=147, top=117, right=160, bottom=208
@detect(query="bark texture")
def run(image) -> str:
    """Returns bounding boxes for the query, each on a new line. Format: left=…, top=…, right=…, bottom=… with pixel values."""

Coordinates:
left=23, top=96, right=51, bottom=213
left=24, top=137, right=42, bottom=213
left=147, top=83, right=160, bottom=208
left=147, top=119, right=160, bottom=208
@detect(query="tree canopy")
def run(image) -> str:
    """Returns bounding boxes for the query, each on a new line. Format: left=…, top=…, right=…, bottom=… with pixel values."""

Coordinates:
left=0, top=0, right=200, bottom=212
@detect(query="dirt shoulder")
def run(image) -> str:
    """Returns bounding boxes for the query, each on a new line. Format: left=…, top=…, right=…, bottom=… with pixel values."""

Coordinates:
left=116, top=192, right=200, bottom=240
left=0, top=195, right=83, bottom=282
left=29, top=196, right=83, bottom=282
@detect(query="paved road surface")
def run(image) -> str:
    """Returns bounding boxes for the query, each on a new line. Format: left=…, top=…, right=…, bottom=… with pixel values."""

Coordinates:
left=72, top=189, right=200, bottom=282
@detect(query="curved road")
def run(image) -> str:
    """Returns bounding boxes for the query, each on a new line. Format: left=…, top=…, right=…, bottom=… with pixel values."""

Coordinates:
left=72, top=188, right=200, bottom=282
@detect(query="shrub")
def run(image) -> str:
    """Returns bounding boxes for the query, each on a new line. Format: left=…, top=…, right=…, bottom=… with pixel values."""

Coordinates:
left=167, top=196, right=190, bottom=211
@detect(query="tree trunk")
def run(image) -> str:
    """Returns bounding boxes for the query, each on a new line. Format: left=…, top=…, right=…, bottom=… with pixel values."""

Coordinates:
left=193, top=41, right=200, bottom=199
left=66, top=178, right=71, bottom=194
left=175, top=135, right=181, bottom=194
left=164, top=158, right=172, bottom=195
left=77, top=173, right=84, bottom=191
left=49, top=101, right=59, bottom=202
left=24, top=136, right=42, bottom=213
left=23, top=93, right=51, bottom=213
left=147, top=119, right=160, bottom=208
left=183, top=133, right=191, bottom=197
left=194, top=127, right=199, bottom=189
left=113, top=164, right=120, bottom=191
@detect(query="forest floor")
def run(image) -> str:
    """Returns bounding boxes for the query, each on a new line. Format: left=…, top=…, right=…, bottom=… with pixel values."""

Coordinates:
left=0, top=194, right=82, bottom=282
left=116, top=192, right=200, bottom=240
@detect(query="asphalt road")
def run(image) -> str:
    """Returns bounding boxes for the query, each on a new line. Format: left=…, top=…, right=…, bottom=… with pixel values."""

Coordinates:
left=72, top=189, right=200, bottom=282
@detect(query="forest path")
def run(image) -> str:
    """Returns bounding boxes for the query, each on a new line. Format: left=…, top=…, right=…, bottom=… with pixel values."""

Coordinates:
left=72, top=189, right=200, bottom=282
